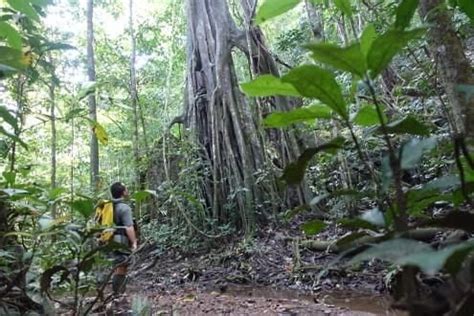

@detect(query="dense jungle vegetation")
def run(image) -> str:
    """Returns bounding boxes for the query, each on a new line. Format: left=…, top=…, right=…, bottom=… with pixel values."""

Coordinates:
left=0, top=0, right=473, bottom=314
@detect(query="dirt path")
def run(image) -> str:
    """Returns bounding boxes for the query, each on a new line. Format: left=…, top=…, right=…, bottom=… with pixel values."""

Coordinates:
left=104, top=283, right=401, bottom=315
left=99, top=226, right=401, bottom=315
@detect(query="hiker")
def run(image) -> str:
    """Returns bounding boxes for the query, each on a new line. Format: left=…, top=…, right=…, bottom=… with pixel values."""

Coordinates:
left=110, top=181, right=138, bottom=296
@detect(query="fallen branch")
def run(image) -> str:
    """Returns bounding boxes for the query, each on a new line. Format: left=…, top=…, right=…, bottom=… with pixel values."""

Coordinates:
left=299, top=228, right=444, bottom=253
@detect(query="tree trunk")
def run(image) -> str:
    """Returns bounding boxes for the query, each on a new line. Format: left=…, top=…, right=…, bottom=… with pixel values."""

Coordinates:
left=239, top=0, right=312, bottom=209
left=129, top=0, right=141, bottom=189
left=304, top=0, right=324, bottom=41
left=87, top=0, right=100, bottom=193
left=9, top=76, right=26, bottom=175
left=49, top=62, right=57, bottom=218
left=185, top=0, right=273, bottom=233
left=419, top=0, right=474, bottom=141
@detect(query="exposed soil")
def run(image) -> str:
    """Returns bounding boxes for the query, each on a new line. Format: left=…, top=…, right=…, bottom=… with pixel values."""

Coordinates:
left=97, top=224, right=401, bottom=315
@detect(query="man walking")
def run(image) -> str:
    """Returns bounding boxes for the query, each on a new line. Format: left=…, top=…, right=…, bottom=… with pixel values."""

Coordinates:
left=110, top=182, right=137, bottom=296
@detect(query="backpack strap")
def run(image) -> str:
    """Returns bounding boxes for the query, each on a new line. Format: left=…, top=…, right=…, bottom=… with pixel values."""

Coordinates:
left=112, top=201, right=126, bottom=236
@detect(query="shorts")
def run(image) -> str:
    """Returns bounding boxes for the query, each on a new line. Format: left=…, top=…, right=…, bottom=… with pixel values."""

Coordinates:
left=112, top=250, right=130, bottom=266
left=112, top=234, right=131, bottom=266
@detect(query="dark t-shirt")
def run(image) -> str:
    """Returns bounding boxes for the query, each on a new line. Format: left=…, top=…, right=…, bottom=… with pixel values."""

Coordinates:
left=112, top=199, right=133, bottom=245
left=113, top=200, right=133, bottom=227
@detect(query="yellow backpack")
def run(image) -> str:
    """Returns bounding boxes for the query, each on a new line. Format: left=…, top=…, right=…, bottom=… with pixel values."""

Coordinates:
left=94, top=200, right=115, bottom=242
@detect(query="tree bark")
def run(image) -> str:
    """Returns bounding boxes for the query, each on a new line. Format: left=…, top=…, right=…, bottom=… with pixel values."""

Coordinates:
left=239, top=0, right=313, bottom=209
left=87, top=0, right=100, bottom=193
left=49, top=60, right=57, bottom=218
left=304, top=0, right=324, bottom=41
left=129, top=0, right=141, bottom=189
left=419, top=0, right=474, bottom=141
left=185, top=0, right=274, bottom=233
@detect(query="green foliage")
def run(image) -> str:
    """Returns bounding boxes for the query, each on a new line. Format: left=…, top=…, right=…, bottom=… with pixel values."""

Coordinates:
left=352, top=104, right=386, bottom=126
left=282, top=137, right=345, bottom=184
left=0, top=105, right=18, bottom=130
left=7, top=0, right=41, bottom=22
left=395, top=0, right=420, bottom=30
left=305, top=43, right=367, bottom=77
left=301, top=219, right=327, bottom=235
left=458, top=0, right=474, bottom=22
left=282, top=65, right=347, bottom=119
left=0, top=22, right=22, bottom=50
left=359, top=24, right=377, bottom=57
left=339, top=217, right=378, bottom=232
left=78, top=81, right=99, bottom=101
left=400, top=137, right=437, bottom=169
left=350, top=238, right=474, bottom=275
left=240, top=74, right=300, bottom=97
left=349, top=239, right=432, bottom=265
left=333, top=0, right=353, bottom=17
left=367, top=28, right=425, bottom=78
left=263, top=104, right=332, bottom=128
left=71, top=198, right=94, bottom=218
left=383, top=115, right=430, bottom=136
left=0, top=47, right=28, bottom=72
left=91, top=121, right=108, bottom=146
left=255, top=0, right=301, bottom=25
left=132, top=189, right=158, bottom=203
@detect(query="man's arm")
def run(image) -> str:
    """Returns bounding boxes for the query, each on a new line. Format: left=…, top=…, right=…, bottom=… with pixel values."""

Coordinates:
left=125, top=226, right=137, bottom=250
left=120, top=204, right=137, bottom=250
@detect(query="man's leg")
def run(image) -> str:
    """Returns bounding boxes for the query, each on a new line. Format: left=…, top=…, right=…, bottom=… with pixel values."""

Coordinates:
left=112, top=252, right=129, bottom=295
left=112, top=265, right=127, bottom=295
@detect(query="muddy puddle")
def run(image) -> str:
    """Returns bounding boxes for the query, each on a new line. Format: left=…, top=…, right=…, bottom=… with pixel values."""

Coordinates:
left=222, top=285, right=405, bottom=315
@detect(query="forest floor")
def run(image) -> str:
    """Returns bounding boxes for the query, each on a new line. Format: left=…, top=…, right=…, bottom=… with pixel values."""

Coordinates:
left=98, top=224, right=403, bottom=315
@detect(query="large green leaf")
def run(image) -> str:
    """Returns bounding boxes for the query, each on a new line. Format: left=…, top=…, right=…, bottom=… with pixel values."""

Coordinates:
left=406, top=188, right=452, bottom=216
left=282, top=137, right=345, bottom=184
left=7, top=0, right=39, bottom=21
left=282, top=65, right=347, bottom=119
left=339, top=218, right=379, bottom=232
left=92, top=121, right=108, bottom=146
left=263, top=104, right=332, bottom=128
left=78, top=81, right=99, bottom=101
left=305, top=43, right=366, bottom=77
left=0, top=46, right=28, bottom=71
left=40, top=42, right=76, bottom=53
left=302, top=219, right=327, bottom=235
left=444, top=242, right=474, bottom=274
left=0, top=125, right=28, bottom=149
left=350, top=239, right=432, bottom=265
left=255, top=0, right=301, bottom=25
left=397, top=241, right=474, bottom=275
left=400, top=137, right=437, bottom=169
left=423, top=175, right=461, bottom=191
left=427, top=211, right=474, bottom=233
left=333, top=0, right=352, bottom=17
left=0, top=22, right=22, bottom=50
left=0, top=104, right=18, bottom=130
left=367, top=28, right=425, bottom=78
left=352, top=104, right=386, bottom=126
left=395, top=0, right=420, bottom=30
left=71, top=199, right=94, bottom=218
left=310, top=189, right=362, bottom=206
left=360, top=208, right=385, bottom=227
left=2, top=171, right=16, bottom=186
left=458, top=0, right=474, bottom=22
left=48, top=187, right=67, bottom=200
left=132, top=190, right=157, bottom=203
left=383, top=115, right=430, bottom=136
left=360, top=24, right=377, bottom=58
left=240, top=74, right=301, bottom=97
